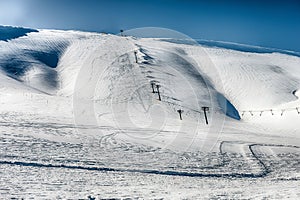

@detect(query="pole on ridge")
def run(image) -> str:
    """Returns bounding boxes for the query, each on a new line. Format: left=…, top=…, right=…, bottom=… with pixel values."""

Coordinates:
left=150, top=81, right=156, bottom=93
left=201, top=107, right=209, bottom=125
left=134, top=51, right=138, bottom=63
left=156, top=85, right=161, bottom=101
left=177, top=109, right=183, bottom=120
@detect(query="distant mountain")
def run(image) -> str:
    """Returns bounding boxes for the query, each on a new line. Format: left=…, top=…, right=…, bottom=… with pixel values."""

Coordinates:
left=196, top=39, right=300, bottom=57
left=160, top=38, right=300, bottom=57
left=0, top=25, right=38, bottom=41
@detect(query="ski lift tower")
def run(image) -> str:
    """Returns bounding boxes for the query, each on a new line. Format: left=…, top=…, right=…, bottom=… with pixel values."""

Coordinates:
left=201, top=106, right=209, bottom=125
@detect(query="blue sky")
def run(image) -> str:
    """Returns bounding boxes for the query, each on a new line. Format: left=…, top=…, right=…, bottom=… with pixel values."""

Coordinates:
left=0, top=0, right=300, bottom=52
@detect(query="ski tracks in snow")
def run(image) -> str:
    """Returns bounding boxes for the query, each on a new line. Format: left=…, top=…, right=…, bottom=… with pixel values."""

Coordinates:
left=220, top=141, right=300, bottom=178
left=0, top=119, right=299, bottom=180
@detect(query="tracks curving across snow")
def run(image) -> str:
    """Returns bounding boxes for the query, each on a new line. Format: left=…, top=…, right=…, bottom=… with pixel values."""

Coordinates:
left=0, top=119, right=298, bottom=179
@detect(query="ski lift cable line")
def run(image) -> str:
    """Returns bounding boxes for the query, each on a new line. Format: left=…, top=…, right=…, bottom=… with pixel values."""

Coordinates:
left=241, top=107, right=300, bottom=113
left=241, top=106, right=300, bottom=112
left=240, top=107, right=300, bottom=117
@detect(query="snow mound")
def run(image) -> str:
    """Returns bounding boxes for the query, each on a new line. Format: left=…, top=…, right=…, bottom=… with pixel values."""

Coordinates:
left=0, top=27, right=300, bottom=127
left=0, top=28, right=98, bottom=94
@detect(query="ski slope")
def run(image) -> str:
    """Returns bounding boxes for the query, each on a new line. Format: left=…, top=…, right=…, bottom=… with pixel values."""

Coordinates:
left=0, top=26, right=299, bottom=199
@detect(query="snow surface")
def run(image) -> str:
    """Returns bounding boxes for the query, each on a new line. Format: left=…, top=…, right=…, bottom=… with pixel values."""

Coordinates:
left=0, top=28, right=299, bottom=199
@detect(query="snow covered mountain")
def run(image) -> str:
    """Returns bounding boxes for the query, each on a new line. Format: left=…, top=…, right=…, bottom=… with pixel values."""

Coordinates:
left=1, top=26, right=299, bottom=128
left=0, top=26, right=299, bottom=199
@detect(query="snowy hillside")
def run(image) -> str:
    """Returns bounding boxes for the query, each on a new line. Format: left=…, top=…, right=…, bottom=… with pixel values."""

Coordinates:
left=0, top=26, right=299, bottom=199
left=1, top=26, right=299, bottom=129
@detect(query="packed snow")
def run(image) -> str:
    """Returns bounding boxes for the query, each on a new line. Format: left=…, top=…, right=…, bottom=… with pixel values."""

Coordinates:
left=0, top=26, right=299, bottom=199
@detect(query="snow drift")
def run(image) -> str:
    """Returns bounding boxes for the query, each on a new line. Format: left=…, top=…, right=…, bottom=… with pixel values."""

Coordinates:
left=0, top=26, right=300, bottom=130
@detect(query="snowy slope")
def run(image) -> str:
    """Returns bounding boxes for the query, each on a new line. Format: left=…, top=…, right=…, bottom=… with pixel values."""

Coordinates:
left=0, top=27, right=299, bottom=151
left=1, top=27, right=299, bottom=119
left=0, top=27, right=100, bottom=95
left=0, top=27, right=299, bottom=199
left=0, top=26, right=299, bottom=151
